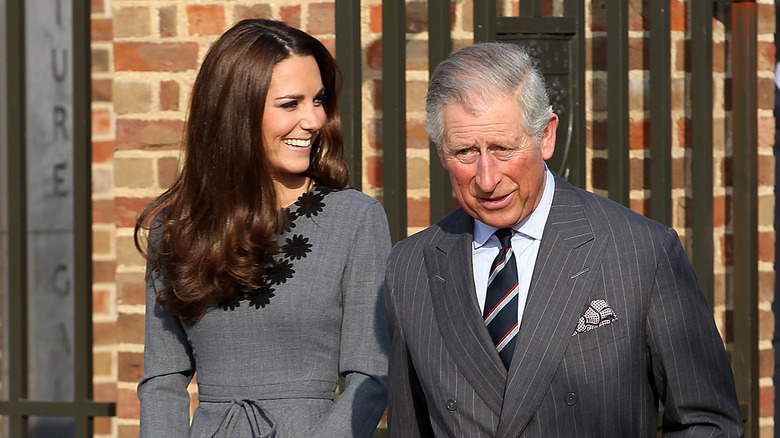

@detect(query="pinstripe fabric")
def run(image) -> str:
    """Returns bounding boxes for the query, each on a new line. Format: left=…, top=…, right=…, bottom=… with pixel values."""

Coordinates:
left=385, top=173, right=743, bottom=438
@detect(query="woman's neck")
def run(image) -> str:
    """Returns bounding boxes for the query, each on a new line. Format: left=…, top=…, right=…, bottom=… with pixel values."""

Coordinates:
left=273, top=173, right=313, bottom=208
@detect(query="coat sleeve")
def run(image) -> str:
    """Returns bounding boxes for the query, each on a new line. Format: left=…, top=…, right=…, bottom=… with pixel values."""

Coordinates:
left=137, top=224, right=195, bottom=438
left=384, top=243, right=435, bottom=438
left=647, top=228, right=744, bottom=437
left=307, top=199, right=392, bottom=437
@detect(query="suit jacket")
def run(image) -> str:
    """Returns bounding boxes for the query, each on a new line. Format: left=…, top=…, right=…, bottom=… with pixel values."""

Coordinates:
left=384, top=174, right=743, bottom=437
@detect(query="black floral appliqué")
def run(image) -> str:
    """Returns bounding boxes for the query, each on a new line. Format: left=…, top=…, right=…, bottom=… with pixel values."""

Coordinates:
left=282, top=234, right=311, bottom=260
left=246, top=285, right=275, bottom=309
left=220, top=185, right=330, bottom=312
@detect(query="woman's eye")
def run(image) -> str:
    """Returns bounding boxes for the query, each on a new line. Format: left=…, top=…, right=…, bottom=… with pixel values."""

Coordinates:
left=314, top=93, right=328, bottom=106
left=280, top=101, right=298, bottom=109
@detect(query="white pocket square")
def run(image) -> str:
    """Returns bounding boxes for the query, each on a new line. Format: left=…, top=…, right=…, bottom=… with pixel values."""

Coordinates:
left=572, top=299, right=618, bottom=336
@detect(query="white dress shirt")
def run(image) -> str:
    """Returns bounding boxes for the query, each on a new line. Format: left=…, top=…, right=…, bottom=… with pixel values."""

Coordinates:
left=472, top=168, right=555, bottom=327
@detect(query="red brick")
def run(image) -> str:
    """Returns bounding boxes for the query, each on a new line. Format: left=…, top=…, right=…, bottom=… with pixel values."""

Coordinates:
left=366, top=40, right=382, bottom=71
left=93, top=287, right=113, bottom=315
left=591, top=77, right=607, bottom=112
left=369, top=5, right=382, bottom=33
left=159, top=80, right=179, bottom=111
left=92, top=48, right=109, bottom=73
left=366, top=155, right=383, bottom=187
left=758, top=231, right=774, bottom=263
left=713, top=40, right=726, bottom=74
left=756, top=3, right=775, bottom=35
left=368, top=117, right=382, bottom=150
left=93, top=260, right=116, bottom=283
left=407, top=119, right=429, bottom=150
left=117, top=272, right=146, bottom=306
left=628, top=157, right=649, bottom=190
left=235, top=4, right=274, bottom=22
left=94, top=381, right=117, bottom=403
left=408, top=197, right=430, bottom=227
left=406, top=1, right=427, bottom=33
left=757, top=41, right=776, bottom=73
left=307, top=3, right=335, bottom=35
left=760, top=379, right=775, bottom=418
left=712, top=195, right=730, bottom=228
left=119, top=424, right=140, bottom=438
left=187, top=5, right=226, bottom=36
left=116, top=196, right=154, bottom=228
left=116, top=386, right=141, bottom=419
left=91, top=17, right=113, bottom=41
left=159, top=6, right=177, bottom=38
left=591, top=0, right=606, bottom=32
left=590, top=119, right=608, bottom=150
left=114, top=7, right=151, bottom=38
left=94, top=321, right=117, bottom=346
left=759, top=345, right=775, bottom=379
left=279, top=5, right=301, bottom=28
left=92, top=78, right=112, bottom=102
left=675, top=117, right=691, bottom=150
left=117, top=313, right=145, bottom=344
left=94, top=416, right=112, bottom=435
left=114, top=42, right=199, bottom=72
left=589, top=37, right=607, bottom=71
left=91, top=0, right=104, bottom=14
left=671, top=157, right=685, bottom=190
left=628, top=118, right=649, bottom=151
left=369, top=79, right=382, bottom=111
left=158, top=156, right=180, bottom=189
left=94, top=350, right=113, bottom=376
left=758, top=116, right=775, bottom=149
left=92, top=140, right=114, bottom=163
left=92, top=108, right=112, bottom=137
left=93, top=199, right=115, bottom=224
left=628, top=0, right=648, bottom=31
left=407, top=39, right=428, bottom=71
left=119, top=351, right=145, bottom=383
left=115, top=118, right=184, bottom=150
left=670, top=0, right=687, bottom=32
left=629, top=197, right=649, bottom=217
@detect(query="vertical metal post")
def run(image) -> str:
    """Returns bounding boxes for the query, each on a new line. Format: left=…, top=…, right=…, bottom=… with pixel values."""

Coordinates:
left=382, top=0, right=407, bottom=242
left=606, top=0, right=629, bottom=206
left=731, top=3, right=758, bottom=435
left=335, top=0, right=362, bottom=189
left=649, top=0, right=671, bottom=226
left=4, top=0, right=29, bottom=435
left=72, top=0, right=94, bottom=434
left=690, top=0, right=714, bottom=307
left=428, top=0, right=452, bottom=223
left=474, top=0, right=497, bottom=43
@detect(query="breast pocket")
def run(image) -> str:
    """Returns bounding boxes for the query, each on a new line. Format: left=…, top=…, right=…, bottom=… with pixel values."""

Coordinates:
left=564, top=321, right=626, bottom=356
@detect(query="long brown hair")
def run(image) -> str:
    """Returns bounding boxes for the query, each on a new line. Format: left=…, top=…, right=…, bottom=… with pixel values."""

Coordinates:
left=135, top=19, right=349, bottom=323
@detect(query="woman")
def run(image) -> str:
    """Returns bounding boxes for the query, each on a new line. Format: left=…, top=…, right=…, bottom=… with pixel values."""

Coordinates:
left=135, top=19, right=391, bottom=437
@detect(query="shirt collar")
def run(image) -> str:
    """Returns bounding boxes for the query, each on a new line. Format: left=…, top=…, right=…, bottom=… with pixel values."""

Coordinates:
left=473, top=166, right=555, bottom=249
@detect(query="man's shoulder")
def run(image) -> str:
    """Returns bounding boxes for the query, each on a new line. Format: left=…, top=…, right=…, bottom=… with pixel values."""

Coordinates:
left=390, top=208, right=470, bottom=256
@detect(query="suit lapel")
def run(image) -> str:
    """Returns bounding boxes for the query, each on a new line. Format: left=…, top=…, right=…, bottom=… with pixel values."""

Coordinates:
left=496, top=177, right=609, bottom=437
left=426, top=209, right=507, bottom=415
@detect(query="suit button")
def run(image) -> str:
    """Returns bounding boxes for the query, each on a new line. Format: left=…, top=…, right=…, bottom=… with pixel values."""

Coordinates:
left=446, top=399, right=458, bottom=411
left=565, top=392, right=576, bottom=406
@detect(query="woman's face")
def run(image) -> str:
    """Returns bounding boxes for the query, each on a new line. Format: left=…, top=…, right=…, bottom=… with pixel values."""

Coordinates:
left=262, top=55, right=327, bottom=184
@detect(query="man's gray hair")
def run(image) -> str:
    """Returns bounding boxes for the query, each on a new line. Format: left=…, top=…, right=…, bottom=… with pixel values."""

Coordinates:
left=425, top=42, right=553, bottom=147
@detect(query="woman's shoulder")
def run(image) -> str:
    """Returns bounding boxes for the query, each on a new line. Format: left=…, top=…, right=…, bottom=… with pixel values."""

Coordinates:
left=316, top=186, right=383, bottom=211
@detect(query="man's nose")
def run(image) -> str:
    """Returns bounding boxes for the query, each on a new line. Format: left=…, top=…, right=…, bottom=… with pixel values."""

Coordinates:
left=475, top=153, right=500, bottom=193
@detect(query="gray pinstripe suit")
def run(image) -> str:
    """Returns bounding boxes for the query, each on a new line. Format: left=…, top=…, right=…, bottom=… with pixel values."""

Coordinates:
left=384, top=174, right=743, bottom=437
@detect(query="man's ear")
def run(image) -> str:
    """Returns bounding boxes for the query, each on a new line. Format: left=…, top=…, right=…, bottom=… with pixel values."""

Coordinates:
left=541, top=113, right=558, bottom=161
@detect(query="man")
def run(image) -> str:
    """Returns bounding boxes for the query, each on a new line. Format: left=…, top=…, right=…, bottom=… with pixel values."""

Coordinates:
left=384, top=42, right=743, bottom=437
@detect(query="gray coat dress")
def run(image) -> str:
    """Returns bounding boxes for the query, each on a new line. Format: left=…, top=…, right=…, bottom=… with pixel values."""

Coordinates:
left=138, top=186, right=392, bottom=437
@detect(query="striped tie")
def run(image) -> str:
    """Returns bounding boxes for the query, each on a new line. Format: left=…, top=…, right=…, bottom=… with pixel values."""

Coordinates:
left=483, top=228, right=519, bottom=369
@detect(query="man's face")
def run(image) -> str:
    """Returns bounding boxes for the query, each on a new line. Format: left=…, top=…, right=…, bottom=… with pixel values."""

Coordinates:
left=437, top=94, right=558, bottom=228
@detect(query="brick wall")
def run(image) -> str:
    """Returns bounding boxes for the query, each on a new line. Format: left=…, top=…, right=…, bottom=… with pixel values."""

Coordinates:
left=89, top=0, right=776, bottom=436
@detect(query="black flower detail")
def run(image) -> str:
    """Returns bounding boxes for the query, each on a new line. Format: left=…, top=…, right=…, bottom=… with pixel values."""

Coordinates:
left=246, top=285, right=275, bottom=309
left=265, top=259, right=294, bottom=285
left=282, top=234, right=311, bottom=260
left=295, top=190, right=326, bottom=218
left=220, top=293, right=243, bottom=311
left=221, top=184, right=330, bottom=313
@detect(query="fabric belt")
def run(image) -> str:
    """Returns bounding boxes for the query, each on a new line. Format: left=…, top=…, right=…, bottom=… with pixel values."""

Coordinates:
left=197, top=381, right=336, bottom=437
